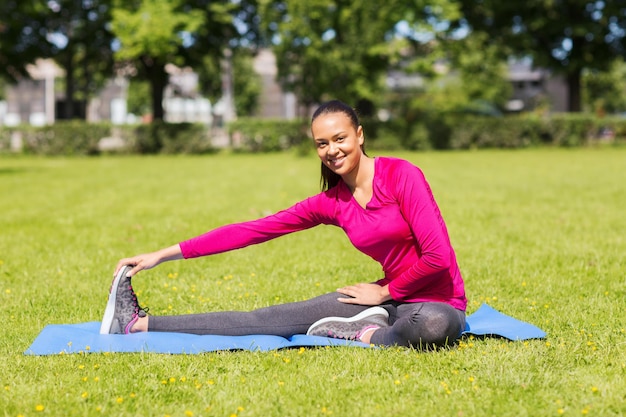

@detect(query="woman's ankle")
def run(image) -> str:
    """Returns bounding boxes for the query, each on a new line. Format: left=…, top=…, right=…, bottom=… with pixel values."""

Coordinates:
left=130, top=316, right=149, bottom=333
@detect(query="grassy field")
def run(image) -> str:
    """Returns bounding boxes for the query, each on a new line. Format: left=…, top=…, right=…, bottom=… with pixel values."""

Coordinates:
left=1, top=147, right=625, bottom=416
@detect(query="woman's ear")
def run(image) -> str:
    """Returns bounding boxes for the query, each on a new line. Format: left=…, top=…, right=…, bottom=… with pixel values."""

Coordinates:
left=357, top=125, right=364, bottom=146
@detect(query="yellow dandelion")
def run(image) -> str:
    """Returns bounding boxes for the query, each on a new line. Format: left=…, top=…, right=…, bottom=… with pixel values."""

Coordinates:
left=591, top=386, right=598, bottom=393
left=35, top=404, right=45, bottom=412
left=237, top=406, right=245, bottom=412
left=582, top=407, right=590, bottom=415
left=81, top=391, right=88, bottom=399
left=130, top=392, right=136, bottom=398
left=117, top=397, right=124, bottom=404
left=394, top=379, right=401, bottom=385
left=93, top=377, right=100, bottom=382
left=5, top=289, right=10, bottom=294
left=169, top=377, right=176, bottom=383
left=557, top=408, right=564, bottom=414
left=185, top=411, right=193, bottom=417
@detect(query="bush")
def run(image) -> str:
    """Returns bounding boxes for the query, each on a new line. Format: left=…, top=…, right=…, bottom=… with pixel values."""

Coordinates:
left=20, top=121, right=111, bottom=155
left=2, top=113, right=624, bottom=156
left=228, top=118, right=308, bottom=152
left=0, top=127, right=12, bottom=152
left=130, top=122, right=215, bottom=154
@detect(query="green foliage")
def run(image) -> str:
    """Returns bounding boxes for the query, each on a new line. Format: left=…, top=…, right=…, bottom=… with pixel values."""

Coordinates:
left=0, top=1, right=115, bottom=119
left=228, top=118, right=308, bottom=152
left=0, top=2, right=50, bottom=81
left=582, top=58, right=626, bottom=115
left=446, top=31, right=512, bottom=110
left=454, top=0, right=626, bottom=112
left=19, top=121, right=111, bottom=155
left=261, top=0, right=459, bottom=113
left=126, top=79, right=151, bottom=116
left=233, top=51, right=262, bottom=117
left=112, top=0, right=204, bottom=63
left=130, top=121, right=215, bottom=154
left=197, top=49, right=262, bottom=117
left=1, top=150, right=626, bottom=415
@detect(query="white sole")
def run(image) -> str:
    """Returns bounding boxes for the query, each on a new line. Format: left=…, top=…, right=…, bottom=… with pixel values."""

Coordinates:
left=99, top=265, right=132, bottom=334
left=306, top=306, right=389, bottom=335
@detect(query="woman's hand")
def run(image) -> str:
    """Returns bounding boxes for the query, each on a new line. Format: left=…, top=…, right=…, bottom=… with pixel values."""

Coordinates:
left=114, top=244, right=184, bottom=278
left=336, top=283, right=392, bottom=306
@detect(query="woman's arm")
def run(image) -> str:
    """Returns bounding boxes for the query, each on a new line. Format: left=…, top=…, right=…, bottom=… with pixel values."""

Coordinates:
left=115, top=244, right=184, bottom=278
left=387, top=161, right=454, bottom=300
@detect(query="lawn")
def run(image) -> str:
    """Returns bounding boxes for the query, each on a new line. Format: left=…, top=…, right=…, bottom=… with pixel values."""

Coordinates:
left=0, top=147, right=625, bottom=416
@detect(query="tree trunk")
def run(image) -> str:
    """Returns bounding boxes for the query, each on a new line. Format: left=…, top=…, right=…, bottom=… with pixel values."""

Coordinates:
left=566, top=68, right=582, bottom=112
left=141, top=56, right=168, bottom=121
left=64, top=47, right=75, bottom=120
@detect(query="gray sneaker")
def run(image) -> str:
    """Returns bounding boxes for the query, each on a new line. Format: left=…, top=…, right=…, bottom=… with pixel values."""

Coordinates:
left=306, top=306, right=390, bottom=341
left=100, top=265, right=148, bottom=334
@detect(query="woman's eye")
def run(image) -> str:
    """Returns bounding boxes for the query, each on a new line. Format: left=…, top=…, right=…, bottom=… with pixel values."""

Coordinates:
left=337, top=137, right=345, bottom=142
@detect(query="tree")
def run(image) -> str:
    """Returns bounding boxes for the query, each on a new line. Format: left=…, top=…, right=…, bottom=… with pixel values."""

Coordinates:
left=43, top=0, right=116, bottom=119
left=582, top=57, right=626, bottom=114
left=111, top=0, right=205, bottom=121
left=112, top=0, right=263, bottom=121
left=0, top=1, right=46, bottom=82
left=260, top=0, right=459, bottom=116
left=0, top=1, right=115, bottom=119
left=454, top=0, right=626, bottom=112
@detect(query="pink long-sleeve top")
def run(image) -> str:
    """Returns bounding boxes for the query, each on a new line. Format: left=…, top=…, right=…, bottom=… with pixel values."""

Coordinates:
left=180, top=157, right=467, bottom=311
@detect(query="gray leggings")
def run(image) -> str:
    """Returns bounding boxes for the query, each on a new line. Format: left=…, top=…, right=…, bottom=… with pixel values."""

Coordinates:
left=149, top=292, right=466, bottom=348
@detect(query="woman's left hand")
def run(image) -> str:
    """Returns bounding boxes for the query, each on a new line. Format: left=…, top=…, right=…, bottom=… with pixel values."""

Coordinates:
left=336, top=283, right=392, bottom=305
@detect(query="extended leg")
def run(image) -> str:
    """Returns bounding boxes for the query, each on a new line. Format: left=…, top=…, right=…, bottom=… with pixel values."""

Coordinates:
left=148, top=292, right=371, bottom=337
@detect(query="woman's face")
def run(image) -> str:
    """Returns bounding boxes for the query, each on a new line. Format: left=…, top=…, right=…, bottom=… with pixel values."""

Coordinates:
left=311, top=112, right=364, bottom=178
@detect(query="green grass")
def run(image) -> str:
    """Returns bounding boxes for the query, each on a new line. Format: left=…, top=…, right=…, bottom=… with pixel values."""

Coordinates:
left=1, top=147, right=625, bottom=416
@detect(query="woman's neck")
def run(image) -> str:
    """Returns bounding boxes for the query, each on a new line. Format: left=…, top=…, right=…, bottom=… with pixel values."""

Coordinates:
left=342, top=155, right=374, bottom=192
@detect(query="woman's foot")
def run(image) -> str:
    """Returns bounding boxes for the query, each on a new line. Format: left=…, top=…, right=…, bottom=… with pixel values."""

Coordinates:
left=100, top=265, right=148, bottom=334
left=306, top=306, right=389, bottom=342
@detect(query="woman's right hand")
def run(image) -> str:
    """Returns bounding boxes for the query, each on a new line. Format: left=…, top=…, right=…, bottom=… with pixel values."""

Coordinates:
left=114, top=244, right=184, bottom=278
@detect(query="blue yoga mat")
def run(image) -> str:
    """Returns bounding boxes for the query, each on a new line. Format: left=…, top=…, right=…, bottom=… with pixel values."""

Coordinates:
left=24, top=303, right=545, bottom=355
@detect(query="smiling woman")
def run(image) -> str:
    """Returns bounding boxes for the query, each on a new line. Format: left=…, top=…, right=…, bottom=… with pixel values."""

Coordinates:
left=101, top=99, right=467, bottom=350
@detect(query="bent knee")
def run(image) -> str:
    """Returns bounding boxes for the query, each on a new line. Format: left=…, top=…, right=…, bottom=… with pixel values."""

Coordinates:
left=408, top=305, right=463, bottom=348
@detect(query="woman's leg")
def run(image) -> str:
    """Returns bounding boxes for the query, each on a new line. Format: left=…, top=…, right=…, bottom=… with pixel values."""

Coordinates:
left=370, top=302, right=465, bottom=348
left=148, top=292, right=372, bottom=337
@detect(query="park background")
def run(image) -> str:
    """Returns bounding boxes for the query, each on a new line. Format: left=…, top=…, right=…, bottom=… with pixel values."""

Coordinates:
left=1, top=1, right=626, bottom=416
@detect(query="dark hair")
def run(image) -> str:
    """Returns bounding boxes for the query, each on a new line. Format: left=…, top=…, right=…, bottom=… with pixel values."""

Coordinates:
left=312, top=100, right=367, bottom=191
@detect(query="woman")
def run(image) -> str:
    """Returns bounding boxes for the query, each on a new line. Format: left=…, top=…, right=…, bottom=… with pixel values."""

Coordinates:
left=101, top=100, right=467, bottom=348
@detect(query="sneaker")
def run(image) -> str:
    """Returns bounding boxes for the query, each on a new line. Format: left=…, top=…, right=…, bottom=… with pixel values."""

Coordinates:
left=306, top=306, right=390, bottom=341
left=100, top=265, right=148, bottom=334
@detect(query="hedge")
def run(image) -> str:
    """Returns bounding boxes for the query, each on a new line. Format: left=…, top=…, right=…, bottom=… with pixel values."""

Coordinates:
left=0, top=113, right=624, bottom=156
